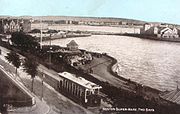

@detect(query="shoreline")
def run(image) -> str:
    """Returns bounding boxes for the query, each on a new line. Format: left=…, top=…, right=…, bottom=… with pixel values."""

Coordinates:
left=36, top=34, right=91, bottom=42
left=83, top=49, right=162, bottom=94
left=40, top=32, right=180, bottom=44
left=105, top=54, right=162, bottom=92
left=90, top=53, right=180, bottom=108
left=1, top=38, right=179, bottom=112
left=0, top=34, right=171, bottom=95
left=122, top=34, right=180, bottom=43
left=72, top=51, right=179, bottom=109
left=39, top=35, right=170, bottom=99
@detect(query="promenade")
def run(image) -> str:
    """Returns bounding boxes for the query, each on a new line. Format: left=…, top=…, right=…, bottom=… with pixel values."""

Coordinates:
left=0, top=62, right=50, bottom=114
left=1, top=43, right=178, bottom=113
left=0, top=46, right=94, bottom=114
left=78, top=54, right=169, bottom=105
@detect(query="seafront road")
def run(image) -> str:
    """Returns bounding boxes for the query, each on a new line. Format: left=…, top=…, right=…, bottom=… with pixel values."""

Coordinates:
left=0, top=64, right=51, bottom=114
left=77, top=53, right=162, bottom=102
left=0, top=46, right=94, bottom=114
left=79, top=56, right=136, bottom=91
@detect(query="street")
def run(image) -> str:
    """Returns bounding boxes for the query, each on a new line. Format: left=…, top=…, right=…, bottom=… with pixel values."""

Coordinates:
left=0, top=46, right=94, bottom=114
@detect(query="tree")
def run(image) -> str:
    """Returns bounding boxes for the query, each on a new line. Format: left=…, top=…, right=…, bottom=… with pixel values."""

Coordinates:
left=30, top=29, right=41, bottom=33
left=47, top=29, right=58, bottom=33
left=5, top=51, right=21, bottom=74
left=23, top=56, right=39, bottom=92
left=11, top=32, right=40, bottom=52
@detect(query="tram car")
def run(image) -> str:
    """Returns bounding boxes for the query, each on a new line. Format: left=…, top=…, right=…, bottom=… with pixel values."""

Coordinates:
left=39, top=71, right=102, bottom=107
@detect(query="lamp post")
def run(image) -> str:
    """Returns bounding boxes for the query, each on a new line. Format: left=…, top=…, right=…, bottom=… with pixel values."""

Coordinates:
left=48, top=33, right=52, bottom=66
left=49, top=47, right=52, bottom=65
left=41, top=71, right=45, bottom=101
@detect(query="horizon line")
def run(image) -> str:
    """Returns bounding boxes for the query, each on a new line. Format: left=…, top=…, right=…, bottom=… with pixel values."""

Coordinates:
left=0, top=14, right=179, bottom=25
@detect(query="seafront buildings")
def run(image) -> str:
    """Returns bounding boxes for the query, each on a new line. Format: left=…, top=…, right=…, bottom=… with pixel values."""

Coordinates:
left=1, top=16, right=180, bottom=37
left=0, top=18, right=31, bottom=33
left=0, top=17, right=143, bottom=35
left=141, top=23, right=180, bottom=38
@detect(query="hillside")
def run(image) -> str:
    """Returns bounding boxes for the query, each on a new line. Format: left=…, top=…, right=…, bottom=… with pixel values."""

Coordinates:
left=0, top=15, right=146, bottom=24
left=1, top=15, right=180, bottom=27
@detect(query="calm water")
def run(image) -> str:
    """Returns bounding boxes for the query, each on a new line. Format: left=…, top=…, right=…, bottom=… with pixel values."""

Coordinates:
left=43, top=35, right=180, bottom=91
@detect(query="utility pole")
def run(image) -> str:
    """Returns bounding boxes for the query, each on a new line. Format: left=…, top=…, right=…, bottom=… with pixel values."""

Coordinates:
left=48, top=33, right=52, bottom=65
left=40, top=19, right=43, bottom=49
left=49, top=33, right=52, bottom=46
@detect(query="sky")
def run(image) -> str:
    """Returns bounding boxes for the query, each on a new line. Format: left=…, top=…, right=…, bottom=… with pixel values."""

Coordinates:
left=0, top=0, right=180, bottom=24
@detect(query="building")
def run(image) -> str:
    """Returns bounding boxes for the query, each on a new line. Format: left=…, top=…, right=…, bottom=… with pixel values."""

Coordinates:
left=22, top=19, right=31, bottom=33
left=157, top=27, right=179, bottom=38
left=67, top=40, right=79, bottom=51
left=58, top=72, right=102, bottom=107
left=119, top=21, right=127, bottom=25
left=1, top=19, right=21, bottom=33
left=141, top=23, right=180, bottom=38
left=0, top=18, right=31, bottom=33
left=30, top=22, right=48, bottom=30
left=140, top=24, right=158, bottom=35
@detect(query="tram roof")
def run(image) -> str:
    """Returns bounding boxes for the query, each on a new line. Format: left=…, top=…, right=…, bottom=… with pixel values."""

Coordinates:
left=58, top=72, right=102, bottom=90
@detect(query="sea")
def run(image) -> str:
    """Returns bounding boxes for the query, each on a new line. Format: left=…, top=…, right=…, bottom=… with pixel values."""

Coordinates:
left=42, top=35, right=180, bottom=91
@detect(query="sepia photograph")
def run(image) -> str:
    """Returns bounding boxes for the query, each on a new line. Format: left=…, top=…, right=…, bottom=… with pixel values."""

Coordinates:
left=0, top=0, right=180, bottom=114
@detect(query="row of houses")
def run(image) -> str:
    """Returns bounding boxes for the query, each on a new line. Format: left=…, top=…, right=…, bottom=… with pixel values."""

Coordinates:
left=0, top=18, right=31, bottom=34
left=40, top=19, right=139, bottom=26
left=141, top=23, right=180, bottom=38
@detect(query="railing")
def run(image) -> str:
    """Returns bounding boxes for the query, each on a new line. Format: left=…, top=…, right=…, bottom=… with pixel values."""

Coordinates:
left=0, top=64, right=35, bottom=106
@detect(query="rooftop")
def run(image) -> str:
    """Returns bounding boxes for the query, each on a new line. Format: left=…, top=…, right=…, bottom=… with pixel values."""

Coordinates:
left=58, top=72, right=102, bottom=90
left=161, top=88, right=180, bottom=104
left=67, top=40, right=78, bottom=46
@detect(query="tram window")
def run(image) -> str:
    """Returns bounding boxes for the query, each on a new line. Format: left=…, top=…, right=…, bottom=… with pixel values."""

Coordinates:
left=59, top=80, right=62, bottom=87
left=95, top=89, right=99, bottom=94
left=86, top=91, right=91, bottom=96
